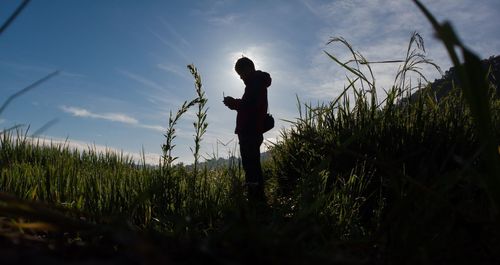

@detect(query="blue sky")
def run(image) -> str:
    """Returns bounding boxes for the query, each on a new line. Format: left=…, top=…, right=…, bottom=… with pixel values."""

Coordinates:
left=1, top=0, right=499, bottom=164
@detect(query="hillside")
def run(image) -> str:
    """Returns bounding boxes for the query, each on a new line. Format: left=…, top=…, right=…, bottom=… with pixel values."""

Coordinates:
left=428, top=55, right=500, bottom=100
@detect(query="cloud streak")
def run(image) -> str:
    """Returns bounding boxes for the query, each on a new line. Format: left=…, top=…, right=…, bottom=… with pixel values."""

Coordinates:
left=118, top=69, right=184, bottom=115
left=208, top=14, right=239, bottom=25
left=119, top=70, right=167, bottom=92
left=60, top=105, right=166, bottom=132
left=159, top=18, right=191, bottom=47
left=150, top=29, right=190, bottom=61
left=295, top=0, right=490, bottom=102
left=61, top=105, right=138, bottom=124
left=157, top=63, right=189, bottom=80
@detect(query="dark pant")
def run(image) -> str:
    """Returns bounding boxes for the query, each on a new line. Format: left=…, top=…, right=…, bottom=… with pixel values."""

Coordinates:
left=238, top=133, right=264, bottom=200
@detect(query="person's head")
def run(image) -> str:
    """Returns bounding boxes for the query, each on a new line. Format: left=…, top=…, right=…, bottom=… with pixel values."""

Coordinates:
left=235, top=57, right=255, bottom=81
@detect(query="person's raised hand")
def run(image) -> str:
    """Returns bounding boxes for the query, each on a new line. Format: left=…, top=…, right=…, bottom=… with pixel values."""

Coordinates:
left=223, top=96, right=236, bottom=109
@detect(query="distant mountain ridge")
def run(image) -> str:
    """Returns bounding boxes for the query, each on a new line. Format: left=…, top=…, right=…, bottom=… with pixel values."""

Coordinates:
left=429, top=55, right=500, bottom=100
left=185, top=151, right=271, bottom=169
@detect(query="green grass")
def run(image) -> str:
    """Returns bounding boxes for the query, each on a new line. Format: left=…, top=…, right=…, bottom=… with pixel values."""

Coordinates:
left=1, top=1, right=500, bottom=264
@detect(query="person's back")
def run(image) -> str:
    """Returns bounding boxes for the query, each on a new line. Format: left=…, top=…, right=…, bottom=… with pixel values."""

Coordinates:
left=223, top=57, right=271, bottom=202
left=235, top=70, right=271, bottom=135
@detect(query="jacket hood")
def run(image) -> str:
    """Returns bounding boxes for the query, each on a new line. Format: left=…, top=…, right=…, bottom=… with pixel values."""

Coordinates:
left=245, top=70, right=272, bottom=88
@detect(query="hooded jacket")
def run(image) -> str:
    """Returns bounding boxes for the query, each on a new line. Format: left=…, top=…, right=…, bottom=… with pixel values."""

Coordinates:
left=232, top=70, right=271, bottom=135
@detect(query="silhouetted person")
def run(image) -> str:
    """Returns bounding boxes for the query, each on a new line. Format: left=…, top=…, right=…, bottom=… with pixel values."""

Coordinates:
left=223, top=57, right=271, bottom=203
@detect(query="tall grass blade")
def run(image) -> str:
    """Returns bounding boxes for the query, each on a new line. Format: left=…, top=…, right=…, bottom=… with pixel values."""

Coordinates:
left=0, top=71, right=59, bottom=116
left=324, top=51, right=372, bottom=86
left=30, top=118, right=59, bottom=138
left=0, top=0, right=31, bottom=37
left=414, top=0, right=500, bottom=215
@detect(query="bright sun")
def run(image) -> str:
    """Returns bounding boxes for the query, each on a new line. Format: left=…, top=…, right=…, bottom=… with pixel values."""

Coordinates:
left=219, top=44, right=274, bottom=99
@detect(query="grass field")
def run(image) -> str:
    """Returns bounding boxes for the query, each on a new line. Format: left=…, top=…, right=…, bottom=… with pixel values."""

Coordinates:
left=1, top=1, right=500, bottom=264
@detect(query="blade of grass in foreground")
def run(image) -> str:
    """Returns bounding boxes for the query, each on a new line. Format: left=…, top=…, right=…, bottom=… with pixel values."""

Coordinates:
left=0, top=71, right=59, bottom=116
left=0, top=192, right=93, bottom=231
left=414, top=0, right=500, bottom=215
left=0, top=0, right=31, bottom=37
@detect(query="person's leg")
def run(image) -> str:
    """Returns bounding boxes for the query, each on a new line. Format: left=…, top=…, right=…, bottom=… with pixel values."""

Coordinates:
left=238, top=134, right=264, bottom=200
left=239, top=134, right=252, bottom=182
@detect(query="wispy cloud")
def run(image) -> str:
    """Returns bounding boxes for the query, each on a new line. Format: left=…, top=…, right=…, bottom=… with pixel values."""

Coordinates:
left=139, top=124, right=166, bottom=132
left=159, top=18, right=191, bottom=47
left=60, top=105, right=166, bottom=132
left=150, top=29, right=190, bottom=61
left=0, top=61, right=86, bottom=80
left=157, top=63, right=189, bottom=80
left=208, top=14, right=239, bottom=25
left=296, top=0, right=469, bottom=101
left=0, top=61, right=57, bottom=75
left=146, top=96, right=183, bottom=111
left=61, top=105, right=138, bottom=124
left=119, top=70, right=167, bottom=92
left=118, top=69, right=183, bottom=115
left=60, top=71, right=86, bottom=78
left=301, top=0, right=500, bottom=60
left=298, top=0, right=322, bottom=18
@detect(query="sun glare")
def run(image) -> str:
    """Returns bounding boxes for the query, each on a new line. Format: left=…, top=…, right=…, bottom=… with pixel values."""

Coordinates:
left=216, top=46, right=271, bottom=97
